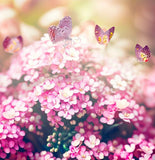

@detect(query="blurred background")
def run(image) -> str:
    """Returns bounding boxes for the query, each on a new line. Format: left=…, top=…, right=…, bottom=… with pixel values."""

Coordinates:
left=0, top=0, right=155, bottom=71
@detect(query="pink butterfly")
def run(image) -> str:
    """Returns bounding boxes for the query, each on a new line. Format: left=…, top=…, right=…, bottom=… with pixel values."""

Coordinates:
left=95, top=25, right=115, bottom=45
left=3, top=36, right=23, bottom=54
left=48, top=16, right=72, bottom=43
left=135, top=44, right=151, bottom=62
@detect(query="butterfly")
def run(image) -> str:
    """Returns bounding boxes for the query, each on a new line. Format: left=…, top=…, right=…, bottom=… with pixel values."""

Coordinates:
left=3, top=36, right=23, bottom=54
left=48, top=16, right=72, bottom=43
left=135, top=44, right=151, bottom=62
left=95, top=25, right=115, bottom=45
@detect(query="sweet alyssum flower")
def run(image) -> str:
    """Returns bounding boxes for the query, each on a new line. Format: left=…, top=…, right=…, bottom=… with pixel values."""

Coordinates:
left=0, top=16, right=154, bottom=159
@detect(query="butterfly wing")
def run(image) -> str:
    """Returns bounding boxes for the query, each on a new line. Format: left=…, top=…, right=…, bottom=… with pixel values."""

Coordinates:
left=106, top=27, right=115, bottom=41
left=48, top=26, right=66, bottom=43
left=17, top=36, right=23, bottom=45
left=135, top=44, right=143, bottom=61
left=48, top=26, right=57, bottom=42
left=48, top=16, right=72, bottom=43
left=95, top=25, right=106, bottom=45
left=58, top=16, right=72, bottom=39
left=141, top=45, right=151, bottom=62
left=95, top=25, right=114, bottom=45
left=3, top=36, right=11, bottom=51
left=143, top=45, right=151, bottom=57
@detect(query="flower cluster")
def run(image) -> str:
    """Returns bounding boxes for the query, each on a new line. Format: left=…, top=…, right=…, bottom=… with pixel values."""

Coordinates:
left=0, top=24, right=154, bottom=159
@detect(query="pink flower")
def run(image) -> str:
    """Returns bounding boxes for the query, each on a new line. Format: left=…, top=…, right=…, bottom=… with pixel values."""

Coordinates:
left=52, top=49, right=66, bottom=69
left=72, top=133, right=84, bottom=146
left=128, top=134, right=145, bottom=145
left=143, top=74, right=155, bottom=108
left=100, top=116, right=114, bottom=125
left=47, top=110, right=64, bottom=128
left=58, top=103, right=76, bottom=119
left=74, top=80, right=90, bottom=94
left=77, top=146, right=91, bottom=160
left=59, top=86, right=73, bottom=102
left=34, top=151, right=54, bottom=160
left=84, top=135, right=100, bottom=148
left=139, top=141, right=154, bottom=155
left=92, top=142, right=108, bottom=159
left=139, top=154, right=151, bottom=160
left=1, top=16, right=155, bottom=160
left=69, top=145, right=79, bottom=158
left=100, top=109, right=115, bottom=125
left=119, top=111, right=134, bottom=123
left=42, top=80, right=55, bottom=90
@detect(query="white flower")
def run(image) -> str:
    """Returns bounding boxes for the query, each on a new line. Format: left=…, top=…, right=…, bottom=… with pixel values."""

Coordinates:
left=0, top=74, right=12, bottom=92
left=116, top=99, right=129, bottom=110
left=3, top=108, right=16, bottom=119
left=110, top=75, right=127, bottom=90
left=72, top=133, right=84, bottom=146
left=59, top=87, right=73, bottom=101
left=43, top=80, right=55, bottom=90
left=35, top=86, right=42, bottom=96
left=65, top=48, right=79, bottom=61
left=125, top=144, right=135, bottom=153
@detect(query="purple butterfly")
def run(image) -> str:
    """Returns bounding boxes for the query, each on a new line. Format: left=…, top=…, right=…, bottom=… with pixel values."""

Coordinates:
left=3, top=36, right=23, bottom=54
left=135, top=44, right=151, bottom=62
left=95, top=25, right=115, bottom=45
left=48, top=16, right=72, bottom=43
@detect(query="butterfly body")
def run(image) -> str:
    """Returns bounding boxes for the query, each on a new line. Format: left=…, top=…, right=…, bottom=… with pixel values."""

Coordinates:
left=48, top=16, right=72, bottom=43
left=95, top=25, right=115, bottom=45
left=135, top=44, right=151, bottom=62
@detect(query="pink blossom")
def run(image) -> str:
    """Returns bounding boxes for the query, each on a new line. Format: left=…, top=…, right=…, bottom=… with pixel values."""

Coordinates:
left=139, top=154, right=151, bottom=160
left=119, top=111, right=134, bottom=123
left=100, top=109, right=115, bottom=125
left=59, top=86, right=73, bottom=102
left=84, top=135, right=100, bottom=148
left=1, top=18, right=155, bottom=160
left=72, top=133, right=84, bottom=146
left=69, top=145, right=79, bottom=158
left=128, top=134, right=145, bottom=145
left=139, top=141, right=154, bottom=155
left=77, top=146, right=91, bottom=160
left=34, top=151, right=54, bottom=160
left=92, top=142, right=108, bottom=159
left=58, top=103, right=76, bottom=119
